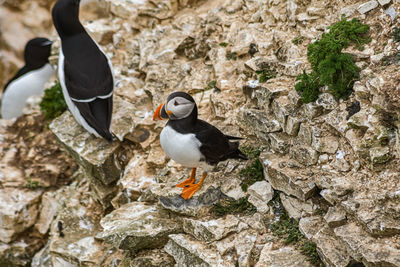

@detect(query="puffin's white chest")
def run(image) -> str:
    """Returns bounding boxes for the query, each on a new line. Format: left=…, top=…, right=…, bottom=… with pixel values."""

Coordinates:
left=1, top=64, right=55, bottom=119
left=160, top=125, right=203, bottom=168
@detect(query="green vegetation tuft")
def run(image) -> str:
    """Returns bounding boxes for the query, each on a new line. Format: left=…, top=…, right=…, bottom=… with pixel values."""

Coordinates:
left=270, top=208, right=303, bottom=244
left=219, top=42, right=228, bottom=47
left=382, top=52, right=400, bottom=66
left=296, top=16, right=370, bottom=103
left=240, top=145, right=260, bottom=160
left=226, top=52, right=238, bottom=60
left=239, top=145, right=264, bottom=191
left=301, top=241, right=322, bottom=265
left=211, top=197, right=256, bottom=217
left=295, top=71, right=320, bottom=103
left=26, top=179, right=40, bottom=189
left=204, top=80, right=217, bottom=91
left=256, top=68, right=276, bottom=83
left=267, top=194, right=324, bottom=266
left=292, top=36, right=304, bottom=45
left=393, top=27, right=400, bottom=42
left=40, top=82, right=67, bottom=120
left=240, top=159, right=264, bottom=191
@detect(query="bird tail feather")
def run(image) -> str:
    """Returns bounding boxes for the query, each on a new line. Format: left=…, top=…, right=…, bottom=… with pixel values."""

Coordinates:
left=225, top=134, right=244, bottom=140
left=227, top=141, right=248, bottom=160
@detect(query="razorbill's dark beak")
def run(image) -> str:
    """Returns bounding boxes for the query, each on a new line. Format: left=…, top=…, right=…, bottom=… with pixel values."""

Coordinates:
left=153, top=103, right=172, bottom=120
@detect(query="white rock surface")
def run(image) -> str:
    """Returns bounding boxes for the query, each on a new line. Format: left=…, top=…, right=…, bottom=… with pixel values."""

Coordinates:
left=0, top=188, right=42, bottom=243
left=357, top=1, right=379, bottom=14
left=247, top=181, right=274, bottom=213
left=255, top=243, right=313, bottom=267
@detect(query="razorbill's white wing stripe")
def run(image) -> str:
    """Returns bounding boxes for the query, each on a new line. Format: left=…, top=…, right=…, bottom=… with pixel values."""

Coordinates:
left=58, top=48, right=100, bottom=137
left=70, top=90, right=114, bottom=102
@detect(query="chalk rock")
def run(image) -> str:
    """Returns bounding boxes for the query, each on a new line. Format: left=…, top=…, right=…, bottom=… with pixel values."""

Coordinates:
left=357, top=1, right=379, bottom=14
left=255, top=243, right=312, bottom=267
left=0, top=188, right=42, bottom=243
left=247, top=181, right=274, bottom=213
left=183, top=215, right=240, bottom=243
left=98, top=202, right=182, bottom=251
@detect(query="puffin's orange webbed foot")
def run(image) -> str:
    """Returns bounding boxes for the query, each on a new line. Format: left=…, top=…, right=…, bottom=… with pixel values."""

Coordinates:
left=181, top=183, right=201, bottom=200
left=175, top=168, right=196, bottom=188
left=180, top=172, right=207, bottom=200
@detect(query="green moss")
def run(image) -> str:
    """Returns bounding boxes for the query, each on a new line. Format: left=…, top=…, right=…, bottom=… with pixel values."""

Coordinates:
left=226, top=52, right=238, bottom=60
left=239, top=145, right=264, bottom=191
left=256, top=68, right=276, bottom=83
left=270, top=209, right=303, bottom=244
left=296, top=16, right=370, bottom=103
left=267, top=194, right=324, bottom=266
left=26, top=178, right=40, bottom=189
left=292, top=36, right=304, bottom=45
left=40, top=82, right=67, bottom=120
left=204, top=80, right=217, bottom=91
left=240, top=145, right=260, bottom=160
left=211, top=197, right=256, bottom=217
left=393, top=27, right=400, bottom=42
left=313, top=208, right=325, bottom=216
left=219, top=42, right=228, bottom=47
left=382, top=52, right=400, bottom=66
left=240, top=159, right=264, bottom=191
left=301, top=241, right=322, bottom=265
left=295, top=71, right=320, bottom=103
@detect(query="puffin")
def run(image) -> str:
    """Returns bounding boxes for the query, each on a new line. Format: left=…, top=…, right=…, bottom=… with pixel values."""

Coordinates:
left=52, top=0, right=114, bottom=141
left=1, top=37, right=54, bottom=119
left=153, top=91, right=248, bottom=200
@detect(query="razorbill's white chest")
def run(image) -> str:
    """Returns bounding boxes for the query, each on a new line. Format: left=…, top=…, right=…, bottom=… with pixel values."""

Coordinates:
left=1, top=37, right=54, bottom=119
left=52, top=0, right=114, bottom=142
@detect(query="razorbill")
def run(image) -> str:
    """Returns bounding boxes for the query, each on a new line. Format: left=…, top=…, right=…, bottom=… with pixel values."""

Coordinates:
left=1, top=37, right=54, bottom=119
left=52, top=0, right=114, bottom=141
left=153, top=91, right=248, bottom=199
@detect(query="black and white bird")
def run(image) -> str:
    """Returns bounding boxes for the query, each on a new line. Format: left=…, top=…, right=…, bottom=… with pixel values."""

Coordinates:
left=52, top=0, right=114, bottom=141
left=1, top=37, right=54, bottom=119
left=153, top=91, right=247, bottom=199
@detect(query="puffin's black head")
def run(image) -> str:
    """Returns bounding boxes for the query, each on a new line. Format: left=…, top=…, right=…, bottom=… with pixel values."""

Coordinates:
left=24, top=37, right=52, bottom=68
left=52, top=0, right=83, bottom=38
left=153, top=91, right=197, bottom=121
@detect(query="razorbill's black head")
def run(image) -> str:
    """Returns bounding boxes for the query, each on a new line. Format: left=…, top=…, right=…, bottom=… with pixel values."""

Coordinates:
left=153, top=91, right=247, bottom=200
left=3, top=37, right=53, bottom=91
left=52, top=0, right=114, bottom=142
left=153, top=91, right=197, bottom=121
left=24, top=38, right=53, bottom=68
left=1, top=37, right=54, bottom=119
left=52, top=0, right=83, bottom=38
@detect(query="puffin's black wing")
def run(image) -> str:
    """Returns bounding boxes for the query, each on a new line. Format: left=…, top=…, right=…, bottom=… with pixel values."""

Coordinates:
left=194, top=120, right=247, bottom=165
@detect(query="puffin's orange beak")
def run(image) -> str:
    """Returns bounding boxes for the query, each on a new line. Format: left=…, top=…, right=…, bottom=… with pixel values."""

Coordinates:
left=154, top=102, right=173, bottom=120
left=153, top=103, right=164, bottom=121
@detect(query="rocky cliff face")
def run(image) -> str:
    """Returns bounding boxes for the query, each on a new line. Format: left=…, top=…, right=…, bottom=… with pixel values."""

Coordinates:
left=1, top=0, right=400, bottom=266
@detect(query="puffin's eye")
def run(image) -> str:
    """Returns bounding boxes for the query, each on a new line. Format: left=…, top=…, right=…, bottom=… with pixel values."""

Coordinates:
left=174, top=101, right=179, bottom=106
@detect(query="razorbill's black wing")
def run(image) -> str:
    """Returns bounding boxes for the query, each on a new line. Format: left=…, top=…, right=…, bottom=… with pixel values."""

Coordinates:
left=52, top=0, right=114, bottom=141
